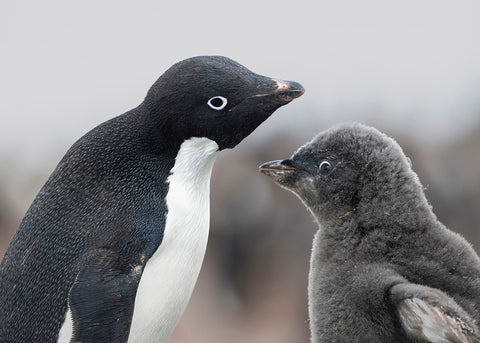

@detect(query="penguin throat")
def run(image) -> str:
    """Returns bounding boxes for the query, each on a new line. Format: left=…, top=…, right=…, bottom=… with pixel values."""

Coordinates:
left=169, top=137, right=219, bottom=180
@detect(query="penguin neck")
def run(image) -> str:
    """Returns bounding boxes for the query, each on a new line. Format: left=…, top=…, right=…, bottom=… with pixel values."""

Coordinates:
left=135, top=102, right=185, bottom=156
left=311, top=183, right=437, bottom=263
left=169, top=137, right=219, bottom=183
left=355, top=179, right=436, bottom=230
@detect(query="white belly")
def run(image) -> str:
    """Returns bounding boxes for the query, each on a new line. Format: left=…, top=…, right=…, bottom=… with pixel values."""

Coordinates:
left=58, top=137, right=219, bottom=343
left=128, top=137, right=218, bottom=343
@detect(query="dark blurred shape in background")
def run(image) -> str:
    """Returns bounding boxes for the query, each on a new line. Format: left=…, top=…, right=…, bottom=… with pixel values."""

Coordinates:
left=1, top=0, right=479, bottom=341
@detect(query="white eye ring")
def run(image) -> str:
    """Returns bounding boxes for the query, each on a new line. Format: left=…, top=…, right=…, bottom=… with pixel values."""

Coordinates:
left=207, top=96, right=228, bottom=110
left=319, top=160, right=333, bottom=175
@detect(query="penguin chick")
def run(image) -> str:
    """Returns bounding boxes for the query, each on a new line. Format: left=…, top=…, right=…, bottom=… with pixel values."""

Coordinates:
left=259, top=123, right=480, bottom=343
left=0, top=56, right=304, bottom=343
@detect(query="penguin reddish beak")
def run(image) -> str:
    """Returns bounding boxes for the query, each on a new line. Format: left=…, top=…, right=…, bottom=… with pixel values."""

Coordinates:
left=254, top=79, right=305, bottom=102
left=259, top=159, right=301, bottom=177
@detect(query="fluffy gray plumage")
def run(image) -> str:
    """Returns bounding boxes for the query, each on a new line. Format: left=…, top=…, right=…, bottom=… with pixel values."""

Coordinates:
left=259, top=123, right=480, bottom=343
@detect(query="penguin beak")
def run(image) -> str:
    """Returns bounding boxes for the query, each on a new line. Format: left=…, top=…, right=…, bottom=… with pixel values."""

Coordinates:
left=259, top=159, right=300, bottom=177
left=254, top=79, right=305, bottom=102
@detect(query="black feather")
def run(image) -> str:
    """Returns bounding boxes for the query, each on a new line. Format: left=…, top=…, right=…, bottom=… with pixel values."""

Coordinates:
left=0, top=56, right=304, bottom=342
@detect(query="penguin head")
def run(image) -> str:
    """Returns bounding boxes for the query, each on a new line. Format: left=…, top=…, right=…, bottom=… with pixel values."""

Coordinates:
left=144, top=56, right=304, bottom=150
left=259, top=123, right=426, bottom=226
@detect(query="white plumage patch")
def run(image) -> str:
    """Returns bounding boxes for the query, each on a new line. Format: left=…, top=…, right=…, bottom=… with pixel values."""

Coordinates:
left=57, top=308, right=72, bottom=343
left=127, top=137, right=218, bottom=342
left=57, top=137, right=219, bottom=343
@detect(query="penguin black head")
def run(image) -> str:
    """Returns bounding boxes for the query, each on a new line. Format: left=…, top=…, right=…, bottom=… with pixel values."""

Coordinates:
left=259, top=123, right=428, bottom=226
left=144, top=56, right=305, bottom=150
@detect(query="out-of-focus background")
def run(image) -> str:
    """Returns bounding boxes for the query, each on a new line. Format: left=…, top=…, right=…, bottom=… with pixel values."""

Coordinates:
left=1, top=1, right=480, bottom=342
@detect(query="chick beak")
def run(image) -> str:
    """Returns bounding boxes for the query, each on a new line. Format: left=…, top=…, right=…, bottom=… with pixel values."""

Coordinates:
left=259, top=159, right=300, bottom=177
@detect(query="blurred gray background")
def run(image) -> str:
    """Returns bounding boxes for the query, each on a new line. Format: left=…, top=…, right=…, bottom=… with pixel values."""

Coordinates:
left=1, top=1, right=479, bottom=342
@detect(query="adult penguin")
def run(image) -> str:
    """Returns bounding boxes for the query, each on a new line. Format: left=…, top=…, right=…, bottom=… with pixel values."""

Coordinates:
left=0, top=56, right=305, bottom=343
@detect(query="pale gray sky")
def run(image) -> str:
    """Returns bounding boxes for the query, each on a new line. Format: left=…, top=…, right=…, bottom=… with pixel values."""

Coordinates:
left=1, top=0, right=480, bottom=169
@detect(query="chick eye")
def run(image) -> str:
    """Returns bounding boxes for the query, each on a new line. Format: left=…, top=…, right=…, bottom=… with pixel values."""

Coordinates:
left=207, top=96, right=228, bottom=110
left=319, top=160, right=333, bottom=175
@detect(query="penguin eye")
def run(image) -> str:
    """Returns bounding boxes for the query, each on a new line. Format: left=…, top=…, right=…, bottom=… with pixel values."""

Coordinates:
left=207, top=96, right=228, bottom=110
left=319, top=160, right=333, bottom=175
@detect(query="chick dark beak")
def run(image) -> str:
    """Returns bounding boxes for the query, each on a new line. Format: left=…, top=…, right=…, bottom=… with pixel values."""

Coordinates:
left=259, top=159, right=300, bottom=177
left=255, top=79, right=305, bottom=101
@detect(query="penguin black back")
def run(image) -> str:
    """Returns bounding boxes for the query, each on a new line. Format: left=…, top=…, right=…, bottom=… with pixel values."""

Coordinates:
left=0, top=56, right=304, bottom=342
left=260, top=123, right=480, bottom=343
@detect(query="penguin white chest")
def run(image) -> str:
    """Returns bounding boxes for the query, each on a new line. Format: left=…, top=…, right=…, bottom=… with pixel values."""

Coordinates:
left=128, top=137, right=219, bottom=343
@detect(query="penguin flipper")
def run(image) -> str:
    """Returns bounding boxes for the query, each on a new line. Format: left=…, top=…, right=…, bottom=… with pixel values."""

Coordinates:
left=390, top=283, right=480, bottom=343
left=69, top=248, right=144, bottom=343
